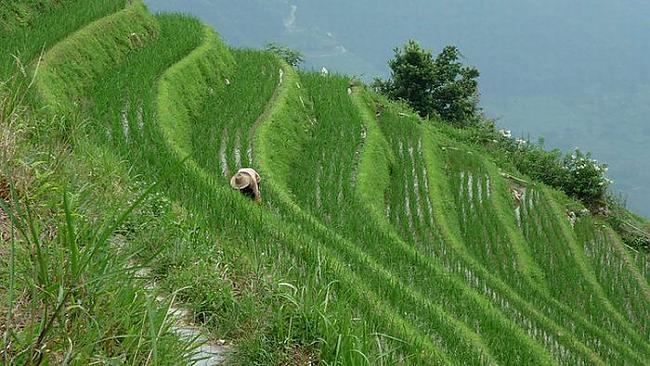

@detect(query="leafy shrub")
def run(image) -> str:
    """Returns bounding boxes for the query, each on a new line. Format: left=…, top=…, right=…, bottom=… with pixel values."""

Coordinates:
left=502, top=138, right=569, bottom=189
left=504, top=140, right=610, bottom=207
left=446, top=123, right=612, bottom=209
left=561, top=149, right=610, bottom=206
left=373, top=41, right=481, bottom=126
left=264, top=42, right=303, bottom=67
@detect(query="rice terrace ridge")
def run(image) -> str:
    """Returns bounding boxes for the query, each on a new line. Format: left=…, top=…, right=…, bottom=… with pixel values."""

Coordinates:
left=1, top=1, right=649, bottom=365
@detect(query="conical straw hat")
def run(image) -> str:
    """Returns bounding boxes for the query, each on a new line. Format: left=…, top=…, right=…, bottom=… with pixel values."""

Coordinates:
left=230, top=171, right=252, bottom=190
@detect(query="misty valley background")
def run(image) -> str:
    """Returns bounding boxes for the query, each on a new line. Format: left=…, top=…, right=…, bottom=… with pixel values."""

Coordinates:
left=145, top=0, right=650, bottom=217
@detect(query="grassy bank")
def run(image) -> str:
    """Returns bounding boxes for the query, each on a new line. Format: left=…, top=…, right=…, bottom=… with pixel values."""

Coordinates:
left=2, top=0, right=649, bottom=364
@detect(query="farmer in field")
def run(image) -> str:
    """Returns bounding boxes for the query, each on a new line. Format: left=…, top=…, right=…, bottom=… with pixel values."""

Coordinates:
left=230, top=168, right=262, bottom=203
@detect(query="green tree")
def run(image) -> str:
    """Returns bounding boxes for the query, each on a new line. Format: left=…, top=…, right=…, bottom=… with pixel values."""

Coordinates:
left=373, top=41, right=480, bottom=126
left=265, top=42, right=304, bottom=67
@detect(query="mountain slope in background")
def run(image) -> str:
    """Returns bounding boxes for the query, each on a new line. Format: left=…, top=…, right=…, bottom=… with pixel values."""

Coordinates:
left=145, top=0, right=650, bottom=217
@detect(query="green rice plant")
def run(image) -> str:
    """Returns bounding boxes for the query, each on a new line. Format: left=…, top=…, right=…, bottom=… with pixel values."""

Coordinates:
left=254, top=72, right=462, bottom=363
left=1, top=0, right=62, bottom=31
left=379, top=105, right=650, bottom=363
left=364, top=95, right=588, bottom=364
left=0, top=0, right=125, bottom=80
left=9, top=0, right=650, bottom=363
left=633, top=250, right=650, bottom=285
left=602, top=224, right=650, bottom=298
left=84, top=20, right=318, bottom=358
left=431, top=131, right=650, bottom=363
left=257, top=69, right=647, bottom=364
left=480, top=166, right=650, bottom=362
left=366, top=103, right=606, bottom=365
left=528, top=186, right=650, bottom=352
left=356, top=98, right=648, bottom=364
left=184, top=55, right=454, bottom=362
left=574, top=216, right=650, bottom=340
left=502, top=179, right=650, bottom=360
left=156, top=26, right=234, bottom=157
left=158, top=48, right=422, bottom=362
left=310, top=80, right=644, bottom=364
left=155, top=167, right=440, bottom=364
left=256, top=74, right=562, bottom=364
left=52, top=11, right=372, bottom=363
left=85, top=13, right=205, bottom=153
left=150, top=26, right=432, bottom=364
left=431, top=120, right=647, bottom=321
left=362, top=97, right=585, bottom=363
left=419, top=122, right=650, bottom=364
left=190, top=49, right=279, bottom=178
left=34, top=0, right=159, bottom=117
left=439, top=147, right=544, bottom=291
left=424, top=130, right=633, bottom=362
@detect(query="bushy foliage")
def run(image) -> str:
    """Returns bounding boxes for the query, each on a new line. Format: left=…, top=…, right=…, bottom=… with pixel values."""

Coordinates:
left=450, top=125, right=612, bottom=208
left=501, top=136, right=610, bottom=206
left=372, top=39, right=613, bottom=209
left=562, top=149, right=611, bottom=206
left=506, top=142, right=610, bottom=207
left=264, top=42, right=304, bottom=67
left=373, top=40, right=480, bottom=126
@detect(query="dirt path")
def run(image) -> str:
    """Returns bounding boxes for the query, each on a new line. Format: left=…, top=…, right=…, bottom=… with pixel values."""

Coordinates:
left=166, top=300, right=231, bottom=365
left=135, top=267, right=232, bottom=365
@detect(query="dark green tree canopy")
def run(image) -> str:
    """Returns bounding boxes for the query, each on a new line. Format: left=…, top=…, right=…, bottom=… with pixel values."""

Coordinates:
left=374, top=41, right=481, bottom=126
left=265, top=42, right=304, bottom=68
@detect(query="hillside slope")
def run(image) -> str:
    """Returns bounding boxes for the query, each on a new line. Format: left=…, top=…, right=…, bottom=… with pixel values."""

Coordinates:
left=1, top=1, right=649, bottom=364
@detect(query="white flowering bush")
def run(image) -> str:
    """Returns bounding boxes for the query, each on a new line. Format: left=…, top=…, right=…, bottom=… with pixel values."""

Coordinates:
left=562, top=149, right=611, bottom=205
left=429, top=115, right=619, bottom=214
left=456, top=124, right=613, bottom=209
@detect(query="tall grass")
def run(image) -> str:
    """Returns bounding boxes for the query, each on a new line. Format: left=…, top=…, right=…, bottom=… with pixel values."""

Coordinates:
left=0, top=77, right=191, bottom=365
left=34, top=1, right=159, bottom=116
left=1, top=187, right=194, bottom=364
left=0, top=0, right=125, bottom=80
left=514, top=183, right=650, bottom=357
left=0, top=3, right=214, bottom=363
left=256, top=74, right=561, bottom=364
left=190, top=49, right=279, bottom=177
left=574, top=217, right=650, bottom=339
left=418, top=121, right=648, bottom=364
left=7, top=0, right=650, bottom=363
left=367, top=102, right=604, bottom=365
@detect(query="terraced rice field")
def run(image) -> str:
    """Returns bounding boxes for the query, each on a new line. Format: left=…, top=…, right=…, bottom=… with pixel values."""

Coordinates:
left=3, top=1, right=649, bottom=364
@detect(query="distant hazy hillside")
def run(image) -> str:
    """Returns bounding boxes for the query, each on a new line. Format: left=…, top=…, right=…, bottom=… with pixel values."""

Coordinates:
left=144, top=0, right=650, bottom=217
